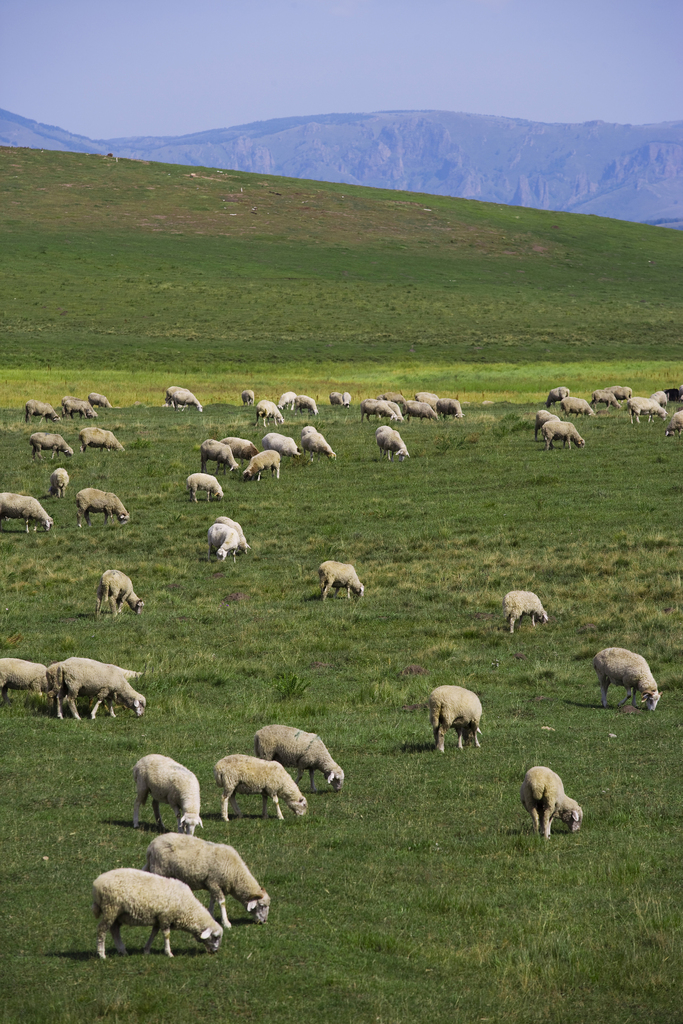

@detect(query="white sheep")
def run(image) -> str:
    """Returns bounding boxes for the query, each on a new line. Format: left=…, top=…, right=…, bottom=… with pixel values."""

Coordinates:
left=278, top=392, right=297, bottom=411
left=243, top=450, right=280, bottom=481
left=213, top=516, right=249, bottom=550
left=591, top=389, right=621, bottom=410
left=186, top=473, right=223, bottom=502
left=76, top=487, right=129, bottom=527
left=241, top=389, right=255, bottom=406
left=219, top=437, right=260, bottom=462
left=96, top=569, right=144, bottom=617
left=0, top=658, right=48, bottom=706
left=79, top=427, right=124, bottom=452
left=254, top=724, right=344, bottom=791
left=650, top=391, right=668, bottom=407
left=29, top=432, right=74, bottom=460
left=133, top=754, right=203, bottom=835
left=360, top=399, right=400, bottom=423
left=0, top=493, right=53, bottom=533
left=255, top=400, right=284, bottom=427
left=545, top=387, right=570, bottom=407
left=377, top=392, right=407, bottom=412
left=541, top=420, right=585, bottom=450
left=342, top=391, right=351, bottom=407
left=406, top=400, right=438, bottom=422
left=62, top=396, right=97, bottom=419
left=429, top=685, right=482, bottom=752
left=628, top=397, right=668, bottom=424
left=46, top=657, right=145, bottom=720
left=593, top=647, right=661, bottom=710
left=24, top=400, right=61, bottom=423
left=49, top=467, right=69, bottom=498
left=520, top=767, right=583, bottom=838
left=385, top=401, right=405, bottom=422
left=560, top=397, right=595, bottom=417
left=171, top=388, right=203, bottom=412
left=207, top=523, right=243, bottom=562
left=502, top=591, right=548, bottom=633
left=294, top=394, right=318, bottom=415
left=436, top=398, right=464, bottom=419
left=163, top=386, right=182, bottom=406
left=318, top=560, right=364, bottom=599
left=301, top=428, right=336, bottom=461
left=534, top=410, right=560, bottom=440
left=665, top=410, right=683, bottom=437
left=329, top=392, right=344, bottom=406
left=375, top=425, right=409, bottom=461
left=88, top=392, right=113, bottom=408
left=214, top=754, right=308, bottom=821
left=144, top=833, right=270, bottom=929
left=604, top=385, right=632, bottom=400
left=200, top=439, right=238, bottom=475
left=262, top=432, right=302, bottom=457
left=92, top=868, right=222, bottom=958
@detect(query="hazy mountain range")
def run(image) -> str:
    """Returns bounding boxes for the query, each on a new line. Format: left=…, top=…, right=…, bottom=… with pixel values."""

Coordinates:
left=2, top=106, right=683, bottom=228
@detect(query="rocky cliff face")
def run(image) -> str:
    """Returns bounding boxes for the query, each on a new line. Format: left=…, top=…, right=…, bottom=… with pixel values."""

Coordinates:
left=2, top=106, right=682, bottom=226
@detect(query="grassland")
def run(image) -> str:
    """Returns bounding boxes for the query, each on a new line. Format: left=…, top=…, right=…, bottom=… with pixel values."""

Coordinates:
left=2, top=149, right=683, bottom=1024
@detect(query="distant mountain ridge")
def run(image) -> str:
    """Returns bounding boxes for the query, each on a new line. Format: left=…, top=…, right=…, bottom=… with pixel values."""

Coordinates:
left=2, top=106, right=683, bottom=227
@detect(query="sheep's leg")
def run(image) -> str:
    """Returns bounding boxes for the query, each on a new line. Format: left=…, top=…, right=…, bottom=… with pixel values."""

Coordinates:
left=600, top=681, right=609, bottom=708
left=85, top=512, right=92, bottom=526
left=509, top=616, right=515, bottom=634
left=66, top=696, right=81, bottom=720
left=617, top=688, right=631, bottom=708
left=321, top=583, right=330, bottom=600
left=97, top=923, right=109, bottom=958
left=228, top=794, right=242, bottom=819
left=346, top=585, right=352, bottom=599
left=25, top=519, right=29, bottom=533
left=143, top=924, right=160, bottom=953
left=90, top=700, right=102, bottom=719
left=271, top=794, right=284, bottom=820
left=531, top=614, right=536, bottom=626
left=529, top=807, right=540, bottom=834
left=474, top=727, right=482, bottom=748
left=456, top=727, right=464, bottom=750
left=542, top=810, right=552, bottom=839
left=110, top=922, right=127, bottom=955
left=631, top=689, right=638, bottom=708
left=261, top=793, right=270, bottom=818
left=434, top=725, right=445, bottom=753
left=208, top=889, right=231, bottom=928
left=152, top=800, right=165, bottom=830
left=309, top=769, right=317, bottom=792
left=1, top=685, right=10, bottom=706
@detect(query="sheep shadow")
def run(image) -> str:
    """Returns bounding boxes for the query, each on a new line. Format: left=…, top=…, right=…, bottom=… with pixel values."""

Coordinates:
left=400, top=741, right=435, bottom=754
left=101, top=818, right=160, bottom=832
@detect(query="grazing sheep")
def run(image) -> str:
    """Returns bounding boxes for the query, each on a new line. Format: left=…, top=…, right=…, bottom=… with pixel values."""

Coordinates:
left=214, top=754, right=308, bottom=821
left=436, top=398, right=464, bottom=419
left=593, top=647, right=661, bottom=710
left=79, top=427, right=124, bottom=452
left=377, top=392, right=407, bottom=412
left=213, top=516, right=249, bottom=549
left=342, top=391, right=352, bottom=407
left=163, top=386, right=183, bottom=406
left=200, top=439, right=238, bottom=475
left=96, top=569, right=144, bottom=617
left=241, top=389, right=255, bottom=406
left=133, top=754, right=203, bottom=835
left=88, top=392, right=113, bottom=408
left=255, top=400, right=284, bottom=427
left=76, top=487, right=129, bottom=527
left=170, top=388, right=203, bottom=412
left=207, top=524, right=243, bottom=562
left=278, top=392, right=297, bottom=411
left=262, top=432, right=302, bottom=457
left=360, top=399, right=399, bottom=423
left=665, top=410, right=683, bottom=437
left=329, top=392, right=344, bottom=406
left=541, top=420, right=585, bottom=450
left=92, top=868, right=222, bottom=958
left=302, top=428, right=336, bottom=461
left=591, top=389, right=622, bottom=410
left=0, top=658, right=48, bottom=706
left=294, top=394, right=318, bottom=416
left=219, top=437, right=260, bottom=462
left=318, top=560, right=364, bottom=600
left=24, top=400, right=60, bottom=423
left=62, top=397, right=97, bottom=419
left=429, top=685, right=482, bottom=752
left=650, top=391, right=668, bottom=408
left=415, top=391, right=439, bottom=408
left=243, top=450, right=280, bottom=481
left=254, top=724, right=344, bottom=792
left=545, top=387, right=570, bottom=407
left=29, top=432, right=74, bottom=461
left=46, top=657, right=145, bottom=720
left=385, top=401, right=405, bottom=422
left=375, top=426, right=409, bottom=461
left=186, top=473, right=223, bottom=503
left=560, top=397, right=595, bottom=418
left=144, top=834, right=270, bottom=929
left=627, top=397, right=668, bottom=424
left=406, top=400, right=438, bottom=422
left=520, top=767, right=583, bottom=839
left=604, top=385, right=632, bottom=400
left=49, top=467, right=69, bottom=498
left=0, top=493, right=53, bottom=533
left=534, top=410, right=560, bottom=440
left=502, top=590, right=548, bottom=634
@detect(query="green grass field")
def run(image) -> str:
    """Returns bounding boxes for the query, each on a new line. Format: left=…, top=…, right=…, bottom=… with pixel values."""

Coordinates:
left=2, top=148, right=683, bottom=1024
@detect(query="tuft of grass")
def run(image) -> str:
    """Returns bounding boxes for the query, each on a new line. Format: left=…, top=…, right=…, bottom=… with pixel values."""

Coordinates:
left=272, top=672, right=311, bottom=700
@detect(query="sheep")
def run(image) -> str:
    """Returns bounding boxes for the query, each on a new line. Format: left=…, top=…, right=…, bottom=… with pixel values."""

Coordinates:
left=163, top=385, right=183, bottom=406
left=46, top=656, right=145, bottom=720
left=318, top=560, right=364, bottom=600
left=207, top=523, right=244, bottom=562
left=29, top=432, right=74, bottom=461
left=593, top=647, right=661, bottom=710
left=200, top=439, right=238, bottom=475
left=342, top=391, right=351, bottom=407
left=255, top=400, right=284, bottom=427
left=329, top=392, right=344, bottom=406
left=604, top=385, right=632, bottom=400
left=243, top=450, right=280, bottom=481
left=520, top=767, right=583, bottom=839
left=436, top=398, right=464, bottom=419
left=144, top=834, right=270, bottom=929
left=88, top=392, right=113, bottom=408
left=186, top=473, right=223, bottom=502
left=76, top=488, right=129, bottom=527
left=277, top=392, right=297, bottom=411
left=92, top=868, right=222, bottom=958
left=254, top=724, right=344, bottom=792
left=375, top=426, right=409, bottom=461
left=591, top=389, right=622, bottom=410
left=0, top=658, right=48, bottom=706
left=213, top=516, right=250, bottom=551
left=415, top=391, right=439, bottom=408
left=534, top=410, right=560, bottom=440
left=429, top=685, right=482, bottom=752
left=0, top=493, right=53, bottom=533
left=79, top=427, right=125, bottom=452
left=360, top=399, right=400, bottom=423
left=665, top=410, right=683, bottom=437
left=170, top=388, right=203, bottom=412
left=545, top=387, right=570, bottom=407
left=541, top=420, right=585, bottom=450
left=560, top=397, right=595, bottom=417
left=96, top=569, right=144, bottom=617
left=214, top=754, right=308, bottom=821
left=219, top=436, right=260, bottom=462
left=385, top=401, right=405, bottom=421
left=627, top=397, right=668, bottom=424
left=406, top=400, right=438, bottom=422
left=502, top=590, right=548, bottom=634
left=133, top=754, right=203, bottom=835
left=49, top=467, right=69, bottom=498
left=377, top=392, right=407, bottom=412
left=301, top=428, right=336, bottom=461
left=24, top=400, right=61, bottom=423
left=62, top=396, right=97, bottom=419
left=650, top=391, right=668, bottom=408
left=241, top=389, right=255, bottom=406
left=294, top=394, right=318, bottom=416
left=262, top=432, right=302, bottom=457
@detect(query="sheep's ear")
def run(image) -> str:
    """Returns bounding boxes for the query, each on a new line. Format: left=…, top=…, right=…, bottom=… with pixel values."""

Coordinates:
left=198, top=817, right=203, bottom=829
left=572, top=809, right=580, bottom=821
left=200, top=927, right=213, bottom=940
left=326, top=773, right=335, bottom=784
left=134, top=699, right=140, bottom=708
left=180, top=814, right=186, bottom=824
left=247, top=900, right=258, bottom=912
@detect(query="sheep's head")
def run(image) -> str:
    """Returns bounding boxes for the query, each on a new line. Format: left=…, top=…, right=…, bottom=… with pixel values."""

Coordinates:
left=575, top=438, right=586, bottom=448
left=199, top=925, right=223, bottom=952
left=180, top=812, right=203, bottom=835
left=41, top=516, right=54, bottom=532
left=196, top=404, right=204, bottom=412
left=397, top=448, right=409, bottom=461
left=327, top=769, right=344, bottom=791
left=118, top=512, right=130, bottom=524
left=247, top=893, right=270, bottom=923
left=558, top=803, right=583, bottom=832
left=539, top=609, right=549, bottom=624
left=134, top=600, right=144, bottom=615
left=644, top=689, right=661, bottom=711
left=128, top=694, right=146, bottom=717
left=51, top=413, right=62, bottom=421
left=289, top=795, right=308, bottom=816
left=64, top=447, right=74, bottom=457
left=354, top=582, right=365, bottom=598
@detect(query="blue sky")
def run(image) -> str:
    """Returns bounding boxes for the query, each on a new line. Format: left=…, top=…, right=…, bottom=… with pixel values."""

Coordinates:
left=1, top=0, right=681, bottom=138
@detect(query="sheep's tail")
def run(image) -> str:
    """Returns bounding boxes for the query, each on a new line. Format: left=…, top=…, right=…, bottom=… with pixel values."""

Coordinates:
left=429, top=697, right=442, bottom=730
left=528, top=776, right=546, bottom=802
left=92, top=899, right=102, bottom=920
left=254, top=735, right=264, bottom=758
